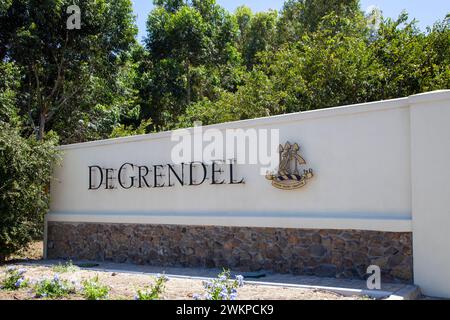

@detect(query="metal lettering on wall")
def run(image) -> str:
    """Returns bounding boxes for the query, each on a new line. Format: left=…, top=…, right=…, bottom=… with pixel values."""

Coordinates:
left=265, top=142, right=314, bottom=190
left=88, top=142, right=314, bottom=191
left=88, top=160, right=245, bottom=190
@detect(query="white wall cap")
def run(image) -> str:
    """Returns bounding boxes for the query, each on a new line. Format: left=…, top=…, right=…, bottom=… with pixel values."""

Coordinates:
left=408, top=89, right=450, bottom=105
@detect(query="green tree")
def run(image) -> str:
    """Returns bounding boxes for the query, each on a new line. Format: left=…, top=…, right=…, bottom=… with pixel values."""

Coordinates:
left=140, top=0, right=241, bottom=130
left=421, top=16, right=450, bottom=90
left=370, top=12, right=450, bottom=100
left=0, top=0, right=137, bottom=141
left=51, top=45, right=143, bottom=144
left=241, top=10, right=278, bottom=69
left=177, top=70, right=284, bottom=127
left=259, top=12, right=377, bottom=112
left=180, top=8, right=449, bottom=126
left=277, top=0, right=361, bottom=43
left=0, top=61, right=59, bottom=261
left=0, top=62, right=22, bottom=127
left=235, top=6, right=253, bottom=51
left=0, top=122, right=59, bottom=262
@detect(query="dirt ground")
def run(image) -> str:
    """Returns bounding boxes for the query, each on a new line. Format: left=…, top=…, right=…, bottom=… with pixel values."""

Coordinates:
left=0, top=241, right=359, bottom=300
left=5, top=241, right=44, bottom=262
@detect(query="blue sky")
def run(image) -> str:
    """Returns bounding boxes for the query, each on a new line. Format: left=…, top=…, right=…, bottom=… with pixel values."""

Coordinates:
left=132, top=0, right=450, bottom=43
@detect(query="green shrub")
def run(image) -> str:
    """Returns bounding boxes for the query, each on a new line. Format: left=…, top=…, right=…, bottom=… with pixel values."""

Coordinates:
left=134, top=274, right=169, bottom=300
left=34, top=274, right=76, bottom=299
left=52, top=260, right=80, bottom=273
left=1, top=266, right=28, bottom=290
left=0, top=123, right=59, bottom=262
left=0, top=62, right=21, bottom=127
left=81, top=275, right=110, bottom=300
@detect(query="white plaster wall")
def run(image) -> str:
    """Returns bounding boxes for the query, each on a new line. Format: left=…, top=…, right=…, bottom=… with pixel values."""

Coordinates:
left=49, top=96, right=413, bottom=232
left=410, top=91, right=450, bottom=298
left=48, top=90, right=450, bottom=297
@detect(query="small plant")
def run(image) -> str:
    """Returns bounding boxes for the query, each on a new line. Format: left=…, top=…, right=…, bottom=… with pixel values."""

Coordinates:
left=1, top=266, right=28, bottom=290
left=81, top=275, right=110, bottom=300
left=193, top=269, right=244, bottom=300
left=34, top=274, right=76, bottom=299
left=135, top=274, right=169, bottom=300
left=52, top=260, right=80, bottom=273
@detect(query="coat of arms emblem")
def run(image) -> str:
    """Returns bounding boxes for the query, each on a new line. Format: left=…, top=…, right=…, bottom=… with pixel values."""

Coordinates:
left=265, top=142, right=313, bottom=190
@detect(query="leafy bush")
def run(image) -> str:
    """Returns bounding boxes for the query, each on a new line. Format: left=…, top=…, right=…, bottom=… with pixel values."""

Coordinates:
left=134, top=274, right=169, bottom=300
left=194, top=270, right=244, bottom=300
left=109, top=118, right=153, bottom=138
left=0, top=62, right=21, bottom=126
left=1, top=266, right=28, bottom=290
left=34, top=274, right=76, bottom=299
left=52, top=260, right=80, bottom=273
left=81, top=275, right=110, bottom=300
left=0, top=123, right=59, bottom=262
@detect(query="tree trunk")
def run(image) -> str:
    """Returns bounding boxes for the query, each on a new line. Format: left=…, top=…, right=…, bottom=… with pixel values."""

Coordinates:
left=38, top=111, right=46, bottom=141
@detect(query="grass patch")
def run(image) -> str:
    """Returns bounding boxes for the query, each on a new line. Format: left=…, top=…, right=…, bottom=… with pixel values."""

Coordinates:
left=134, top=274, right=169, bottom=300
left=81, top=275, right=110, bottom=300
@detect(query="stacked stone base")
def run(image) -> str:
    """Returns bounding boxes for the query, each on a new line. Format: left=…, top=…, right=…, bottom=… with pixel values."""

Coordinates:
left=47, top=222, right=413, bottom=283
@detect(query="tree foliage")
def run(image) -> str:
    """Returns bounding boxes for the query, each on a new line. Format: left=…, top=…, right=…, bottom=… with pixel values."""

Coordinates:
left=0, top=0, right=137, bottom=143
left=171, top=2, right=450, bottom=127
left=138, top=0, right=242, bottom=131
left=0, top=122, right=59, bottom=261
left=0, top=62, right=59, bottom=260
left=2, top=0, right=448, bottom=136
left=0, top=62, right=22, bottom=126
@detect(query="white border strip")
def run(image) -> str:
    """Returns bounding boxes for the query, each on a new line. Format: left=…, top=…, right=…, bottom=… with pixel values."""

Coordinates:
left=46, top=213, right=412, bottom=232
